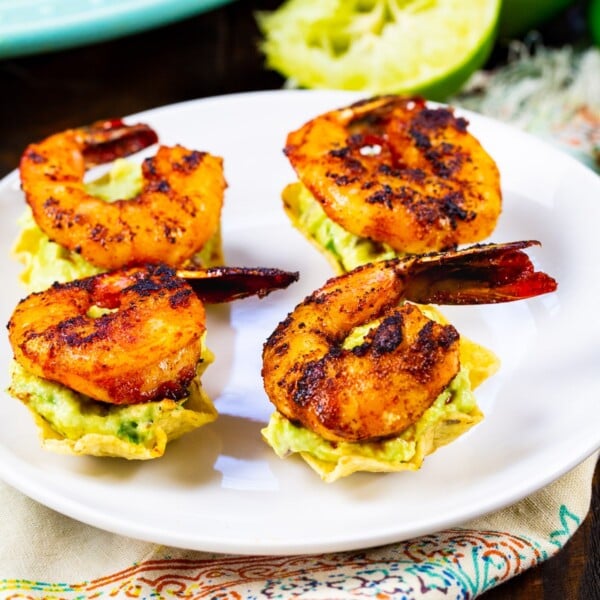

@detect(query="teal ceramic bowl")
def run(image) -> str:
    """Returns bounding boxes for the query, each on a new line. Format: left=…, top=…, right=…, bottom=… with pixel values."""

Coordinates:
left=0, top=0, right=235, bottom=59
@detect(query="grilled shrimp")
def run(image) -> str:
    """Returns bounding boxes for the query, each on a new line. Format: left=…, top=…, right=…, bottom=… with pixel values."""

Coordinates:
left=284, top=96, right=501, bottom=254
left=19, top=119, right=225, bottom=270
left=262, top=241, right=556, bottom=443
left=8, top=265, right=299, bottom=405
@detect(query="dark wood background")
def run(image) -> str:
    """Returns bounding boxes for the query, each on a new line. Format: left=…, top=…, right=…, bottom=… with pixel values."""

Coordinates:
left=0, top=1, right=598, bottom=597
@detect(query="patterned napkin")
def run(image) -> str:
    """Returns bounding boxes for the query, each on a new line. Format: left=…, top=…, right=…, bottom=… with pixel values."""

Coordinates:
left=1, top=46, right=599, bottom=599
left=0, top=454, right=596, bottom=598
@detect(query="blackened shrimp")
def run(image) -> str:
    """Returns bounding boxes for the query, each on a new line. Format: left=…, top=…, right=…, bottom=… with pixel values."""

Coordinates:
left=262, top=241, right=556, bottom=443
left=19, top=119, right=225, bottom=270
left=8, top=264, right=299, bottom=405
left=8, top=265, right=206, bottom=405
left=284, top=95, right=501, bottom=254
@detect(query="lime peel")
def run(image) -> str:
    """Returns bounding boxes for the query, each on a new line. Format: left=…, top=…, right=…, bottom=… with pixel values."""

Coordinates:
left=257, top=0, right=501, bottom=100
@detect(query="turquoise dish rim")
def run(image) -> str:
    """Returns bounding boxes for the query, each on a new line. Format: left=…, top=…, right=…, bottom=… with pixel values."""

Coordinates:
left=0, top=0, right=236, bottom=59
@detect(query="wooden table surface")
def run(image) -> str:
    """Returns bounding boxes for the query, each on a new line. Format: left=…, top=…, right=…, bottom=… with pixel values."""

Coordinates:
left=0, top=1, right=598, bottom=597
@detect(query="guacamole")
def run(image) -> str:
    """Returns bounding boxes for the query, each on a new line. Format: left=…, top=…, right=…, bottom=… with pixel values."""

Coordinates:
left=9, top=344, right=217, bottom=460
left=264, top=368, right=475, bottom=455
left=282, top=181, right=399, bottom=273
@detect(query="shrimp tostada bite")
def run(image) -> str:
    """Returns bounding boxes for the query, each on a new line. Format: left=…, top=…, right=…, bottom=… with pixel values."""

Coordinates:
left=282, top=95, right=502, bottom=273
left=262, top=242, right=556, bottom=482
left=15, top=118, right=226, bottom=291
left=7, top=264, right=216, bottom=459
left=7, top=264, right=298, bottom=460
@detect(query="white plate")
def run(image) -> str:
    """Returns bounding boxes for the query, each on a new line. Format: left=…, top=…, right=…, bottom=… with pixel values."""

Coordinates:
left=1, top=90, right=599, bottom=555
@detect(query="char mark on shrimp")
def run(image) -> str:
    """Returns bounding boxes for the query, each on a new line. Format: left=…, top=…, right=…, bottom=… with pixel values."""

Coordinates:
left=174, top=150, right=206, bottom=172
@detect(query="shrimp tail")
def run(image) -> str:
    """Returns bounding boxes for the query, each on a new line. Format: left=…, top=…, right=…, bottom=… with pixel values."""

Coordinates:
left=78, top=118, right=158, bottom=167
left=403, top=240, right=558, bottom=305
left=178, top=266, right=300, bottom=303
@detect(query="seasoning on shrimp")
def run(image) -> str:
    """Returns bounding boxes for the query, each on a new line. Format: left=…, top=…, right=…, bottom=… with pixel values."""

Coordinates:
left=261, top=241, right=557, bottom=481
left=19, top=118, right=225, bottom=271
left=8, top=264, right=207, bottom=405
left=283, top=95, right=502, bottom=271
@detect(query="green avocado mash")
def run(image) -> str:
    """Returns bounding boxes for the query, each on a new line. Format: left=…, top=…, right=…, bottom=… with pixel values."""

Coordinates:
left=282, top=181, right=399, bottom=273
left=84, top=158, right=144, bottom=201
left=14, top=210, right=103, bottom=293
left=9, top=342, right=216, bottom=459
left=14, top=159, right=222, bottom=292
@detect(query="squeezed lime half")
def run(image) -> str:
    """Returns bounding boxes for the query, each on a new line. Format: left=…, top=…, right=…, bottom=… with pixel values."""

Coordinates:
left=257, top=0, right=501, bottom=100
